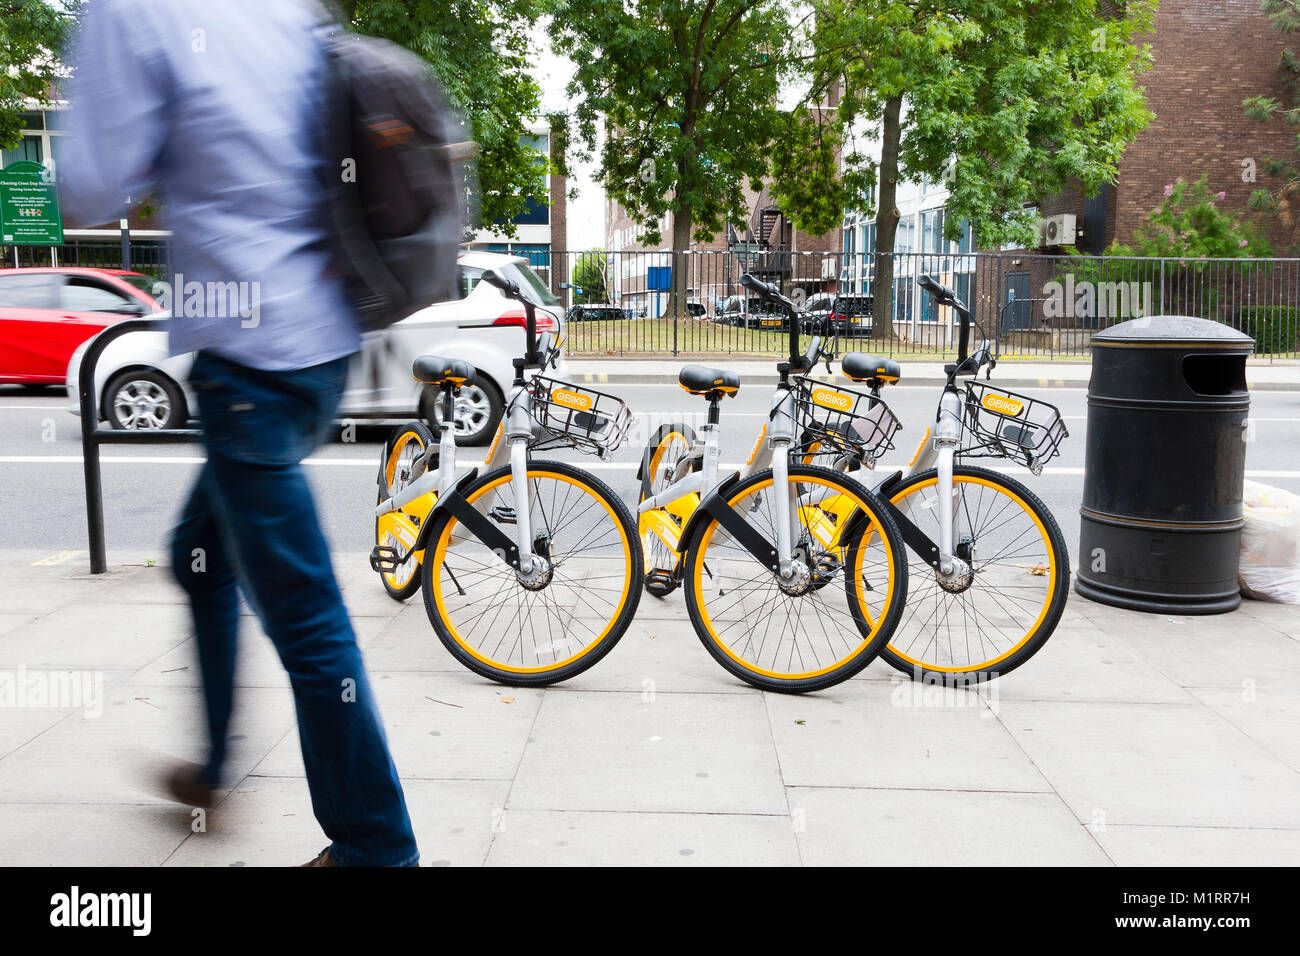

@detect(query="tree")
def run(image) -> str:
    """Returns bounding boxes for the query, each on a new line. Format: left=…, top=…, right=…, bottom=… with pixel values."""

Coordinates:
left=569, top=250, right=609, bottom=303
left=774, top=0, right=1156, bottom=342
left=1243, top=0, right=1300, bottom=248
left=0, top=0, right=83, bottom=153
left=547, top=0, right=790, bottom=318
left=340, top=0, right=550, bottom=231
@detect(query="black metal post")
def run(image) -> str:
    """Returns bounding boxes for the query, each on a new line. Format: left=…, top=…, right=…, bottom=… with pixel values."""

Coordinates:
left=119, top=219, right=130, bottom=271
left=78, top=318, right=201, bottom=573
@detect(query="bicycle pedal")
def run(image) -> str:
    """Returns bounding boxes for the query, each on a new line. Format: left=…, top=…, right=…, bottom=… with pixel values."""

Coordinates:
left=644, top=569, right=678, bottom=598
left=489, top=505, right=518, bottom=525
left=369, top=545, right=401, bottom=573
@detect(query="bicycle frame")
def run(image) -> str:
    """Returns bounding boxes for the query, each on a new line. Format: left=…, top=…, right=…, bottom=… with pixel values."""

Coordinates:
left=373, top=271, right=563, bottom=581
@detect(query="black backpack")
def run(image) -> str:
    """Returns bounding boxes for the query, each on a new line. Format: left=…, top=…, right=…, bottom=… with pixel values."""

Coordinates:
left=317, top=22, right=467, bottom=331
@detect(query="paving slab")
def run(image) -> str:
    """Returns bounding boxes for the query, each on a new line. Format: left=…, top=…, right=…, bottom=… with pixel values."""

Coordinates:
left=1185, top=685, right=1300, bottom=773
left=975, top=621, right=1194, bottom=704
left=163, top=775, right=510, bottom=867
left=0, top=682, right=296, bottom=805
left=996, top=699, right=1300, bottom=829
left=766, top=690, right=1051, bottom=793
left=1094, top=824, right=1300, bottom=866
left=252, top=671, right=543, bottom=781
left=0, top=802, right=191, bottom=866
left=485, top=809, right=801, bottom=866
left=0, top=602, right=190, bottom=670
left=788, top=786, right=1111, bottom=866
left=509, top=691, right=787, bottom=814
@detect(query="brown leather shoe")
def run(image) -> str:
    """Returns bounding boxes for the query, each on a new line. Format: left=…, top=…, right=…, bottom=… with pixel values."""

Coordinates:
left=163, top=761, right=216, bottom=809
left=301, top=847, right=340, bottom=867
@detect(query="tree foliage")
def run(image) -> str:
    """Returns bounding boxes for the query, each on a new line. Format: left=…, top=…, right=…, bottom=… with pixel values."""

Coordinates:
left=0, top=0, right=83, bottom=152
left=339, top=0, right=549, bottom=231
left=547, top=1, right=790, bottom=246
left=777, top=0, right=1156, bottom=249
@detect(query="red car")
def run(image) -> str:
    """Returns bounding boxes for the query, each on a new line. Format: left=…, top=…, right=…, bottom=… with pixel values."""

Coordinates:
left=0, top=267, right=162, bottom=386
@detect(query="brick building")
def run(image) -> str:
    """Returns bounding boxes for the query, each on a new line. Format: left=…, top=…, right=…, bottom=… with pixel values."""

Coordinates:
left=1043, top=0, right=1298, bottom=253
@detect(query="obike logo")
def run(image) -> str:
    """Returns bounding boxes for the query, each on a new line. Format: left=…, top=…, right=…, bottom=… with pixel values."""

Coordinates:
left=982, top=393, right=1025, bottom=417
left=552, top=387, right=593, bottom=412
left=389, top=520, right=416, bottom=549
left=483, top=423, right=503, bottom=465
left=810, top=387, right=853, bottom=412
left=909, top=427, right=931, bottom=467
left=747, top=426, right=767, bottom=466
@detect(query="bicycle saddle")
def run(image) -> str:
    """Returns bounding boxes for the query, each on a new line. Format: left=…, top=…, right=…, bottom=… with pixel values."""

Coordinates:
left=412, top=355, right=477, bottom=387
left=678, top=364, right=740, bottom=396
left=842, top=353, right=901, bottom=386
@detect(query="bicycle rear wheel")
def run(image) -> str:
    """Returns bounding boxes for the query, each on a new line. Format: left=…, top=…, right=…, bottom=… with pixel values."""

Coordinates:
left=638, top=422, right=697, bottom=597
left=683, top=464, right=906, bottom=693
left=421, top=460, right=642, bottom=685
left=872, top=465, right=1070, bottom=684
left=375, top=421, right=434, bottom=601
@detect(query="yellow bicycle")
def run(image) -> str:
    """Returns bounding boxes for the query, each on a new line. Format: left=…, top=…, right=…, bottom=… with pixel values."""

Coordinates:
left=371, top=270, right=642, bottom=686
left=637, top=274, right=908, bottom=692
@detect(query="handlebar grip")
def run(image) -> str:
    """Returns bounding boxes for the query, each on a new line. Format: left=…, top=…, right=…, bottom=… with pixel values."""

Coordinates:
left=481, top=270, right=521, bottom=300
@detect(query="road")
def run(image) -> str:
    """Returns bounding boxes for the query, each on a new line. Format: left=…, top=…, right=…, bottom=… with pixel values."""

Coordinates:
left=2, top=379, right=1299, bottom=569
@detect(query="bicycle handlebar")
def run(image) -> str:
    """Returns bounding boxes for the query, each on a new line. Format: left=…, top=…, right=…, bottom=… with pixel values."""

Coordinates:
left=482, top=268, right=541, bottom=367
left=917, top=273, right=973, bottom=366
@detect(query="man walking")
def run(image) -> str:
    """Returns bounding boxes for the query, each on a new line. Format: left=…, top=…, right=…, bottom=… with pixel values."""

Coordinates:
left=59, top=0, right=419, bottom=866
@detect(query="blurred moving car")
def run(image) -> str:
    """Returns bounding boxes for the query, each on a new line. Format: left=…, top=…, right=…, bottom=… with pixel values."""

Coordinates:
left=66, top=251, right=566, bottom=444
left=804, top=292, right=874, bottom=336
left=0, top=267, right=163, bottom=386
left=566, top=303, right=627, bottom=322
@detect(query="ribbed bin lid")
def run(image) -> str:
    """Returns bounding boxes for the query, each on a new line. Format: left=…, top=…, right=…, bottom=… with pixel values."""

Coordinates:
left=1092, top=316, right=1255, bottom=349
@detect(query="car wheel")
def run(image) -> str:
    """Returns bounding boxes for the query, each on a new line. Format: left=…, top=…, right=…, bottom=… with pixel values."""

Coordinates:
left=421, top=376, right=503, bottom=446
left=104, top=369, right=186, bottom=430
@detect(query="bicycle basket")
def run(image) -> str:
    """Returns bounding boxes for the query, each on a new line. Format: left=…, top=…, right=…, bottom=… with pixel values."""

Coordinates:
left=529, top=376, right=633, bottom=459
left=963, top=381, right=1068, bottom=473
left=793, top=377, right=901, bottom=467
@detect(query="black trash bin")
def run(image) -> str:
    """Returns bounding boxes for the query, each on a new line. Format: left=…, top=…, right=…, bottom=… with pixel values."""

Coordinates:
left=1075, top=316, right=1254, bottom=614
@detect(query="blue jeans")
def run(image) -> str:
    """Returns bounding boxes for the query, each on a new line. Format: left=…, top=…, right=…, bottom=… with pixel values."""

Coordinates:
left=171, top=351, right=418, bottom=867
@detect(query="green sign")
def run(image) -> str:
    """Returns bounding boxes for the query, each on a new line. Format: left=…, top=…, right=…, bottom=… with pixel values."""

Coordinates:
left=0, top=160, right=64, bottom=246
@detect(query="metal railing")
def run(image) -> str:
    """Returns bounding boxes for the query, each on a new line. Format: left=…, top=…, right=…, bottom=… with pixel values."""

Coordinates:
left=540, top=250, right=1300, bottom=359
left=78, top=318, right=199, bottom=574
left=9, top=242, right=1298, bottom=359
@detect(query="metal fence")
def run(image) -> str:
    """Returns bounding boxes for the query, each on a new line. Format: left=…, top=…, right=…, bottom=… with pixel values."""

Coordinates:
left=545, top=250, right=1300, bottom=359
left=5, top=240, right=1297, bottom=359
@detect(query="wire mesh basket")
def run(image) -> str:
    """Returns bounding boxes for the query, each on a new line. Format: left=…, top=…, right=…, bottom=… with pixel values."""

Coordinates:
left=793, top=377, right=901, bottom=468
left=528, top=375, right=633, bottom=459
left=963, top=381, right=1068, bottom=474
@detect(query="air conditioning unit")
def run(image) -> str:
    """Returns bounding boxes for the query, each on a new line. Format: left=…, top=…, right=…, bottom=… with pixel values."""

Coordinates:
left=1038, top=214, right=1077, bottom=248
left=820, top=256, right=839, bottom=280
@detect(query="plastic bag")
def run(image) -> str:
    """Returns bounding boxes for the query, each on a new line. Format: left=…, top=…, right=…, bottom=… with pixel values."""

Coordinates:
left=1239, top=480, right=1300, bottom=604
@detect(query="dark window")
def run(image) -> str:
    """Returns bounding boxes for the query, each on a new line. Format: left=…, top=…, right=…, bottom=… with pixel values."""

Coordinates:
left=61, top=278, right=134, bottom=313
left=0, top=273, right=61, bottom=308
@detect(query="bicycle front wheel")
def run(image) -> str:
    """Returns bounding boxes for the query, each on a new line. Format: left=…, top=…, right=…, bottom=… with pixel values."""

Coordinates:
left=683, top=464, right=906, bottom=693
left=874, top=465, right=1070, bottom=684
left=421, top=460, right=642, bottom=685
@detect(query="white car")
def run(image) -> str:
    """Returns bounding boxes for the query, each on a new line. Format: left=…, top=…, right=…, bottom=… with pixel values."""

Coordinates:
left=66, top=251, right=566, bottom=445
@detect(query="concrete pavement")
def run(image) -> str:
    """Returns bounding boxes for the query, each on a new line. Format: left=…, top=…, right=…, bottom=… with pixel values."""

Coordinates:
left=1, top=546, right=1298, bottom=866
